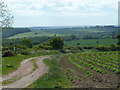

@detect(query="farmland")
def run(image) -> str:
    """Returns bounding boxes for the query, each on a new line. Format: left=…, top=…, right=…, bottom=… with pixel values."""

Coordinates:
left=7, top=31, right=64, bottom=39
left=2, top=26, right=120, bottom=88
left=60, top=51, right=119, bottom=88
left=65, top=39, right=118, bottom=46
left=1, top=0, right=120, bottom=88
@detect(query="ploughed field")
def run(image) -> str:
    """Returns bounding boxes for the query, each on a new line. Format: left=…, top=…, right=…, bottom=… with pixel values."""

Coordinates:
left=61, top=51, right=119, bottom=88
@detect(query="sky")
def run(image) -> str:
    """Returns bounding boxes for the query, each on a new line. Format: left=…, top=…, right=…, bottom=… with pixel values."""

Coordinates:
left=2, top=0, right=120, bottom=27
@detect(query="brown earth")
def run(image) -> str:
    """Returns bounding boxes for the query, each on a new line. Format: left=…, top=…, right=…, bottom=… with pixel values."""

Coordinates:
left=60, top=55, right=119, bottom=88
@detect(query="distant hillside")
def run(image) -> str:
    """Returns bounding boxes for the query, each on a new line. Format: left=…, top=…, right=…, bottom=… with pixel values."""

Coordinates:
left=7, top=31, right=63, bottom=39
left=3, top=26, right=118, bottom=39
left=37, top=26, right=118, bottom=35
left=2, top=28, right=31, bottom=38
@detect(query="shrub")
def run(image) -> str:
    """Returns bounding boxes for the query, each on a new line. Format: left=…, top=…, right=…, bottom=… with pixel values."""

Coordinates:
left=20, top=50, right=30, bottom=55
left=38, top=45, right=53, bottom=50
left=6, top=64, right=14, bottom=67
left=34, top=42, right=53, bottom=50
left=60, top=49, right=67, bottom=53
left=49, top=36, right=64, bottom=49
left=63, top=45, right=84, bottom=53
left=2, top=50, right=16, bottom=57
left=95, top=45, right=119, bottom=51
left=22, top=39, right=33, bottom=48
left=95, top=46, right=110, bottom=51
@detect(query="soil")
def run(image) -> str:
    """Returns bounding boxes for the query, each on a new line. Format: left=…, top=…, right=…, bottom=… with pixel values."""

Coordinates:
left=60, top=55, right=119, bottom=88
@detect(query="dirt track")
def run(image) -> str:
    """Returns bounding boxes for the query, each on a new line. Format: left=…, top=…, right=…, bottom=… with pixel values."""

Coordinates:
left=2, top=55, right=51, bottom=88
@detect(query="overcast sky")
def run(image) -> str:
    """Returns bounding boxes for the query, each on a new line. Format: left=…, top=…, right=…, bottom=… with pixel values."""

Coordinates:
left=2, top=0, right=119, bottom=27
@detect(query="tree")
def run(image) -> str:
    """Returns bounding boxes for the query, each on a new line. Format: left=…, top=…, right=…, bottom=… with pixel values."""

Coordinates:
left=22, top=39, right=33, bottom=48
left=117, top=34, right=120, bottom=45
left=71, top=34, right=77, bottom=40
left=0, top=1, right=13, bottom=27
left=117, top=34, right=120, bottom=39
left=49, top=36, right=64, bottom=49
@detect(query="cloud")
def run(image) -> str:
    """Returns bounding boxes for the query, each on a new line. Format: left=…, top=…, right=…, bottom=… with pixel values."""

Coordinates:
left=2, top=0, right=119, bottom=17
left=1, top=0, right=118, bottom=26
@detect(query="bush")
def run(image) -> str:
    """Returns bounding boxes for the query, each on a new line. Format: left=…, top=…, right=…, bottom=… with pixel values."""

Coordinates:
left=64, top=45, right=84, bottom=50
left=49, top=36, right=64, bottom=49
left=20, top=50, right=31, bottom=55
left=95, top=46, right=110, bottom=51
left=38, top=45, right=53, bottom=50
left=63, top=45, right=84, bottom=53
left=60, top=49, right=67, bottom=53
left=22, top=39, right=33, bottom=48
left=83, top=47, right=93, bottom=49
left=6, top=64, right=14, bottom=67
left=95, top=45, right=119, bottom=51
left=2, top=50, right=16, bottom=57
left=34, top=42, right=53, bottom=50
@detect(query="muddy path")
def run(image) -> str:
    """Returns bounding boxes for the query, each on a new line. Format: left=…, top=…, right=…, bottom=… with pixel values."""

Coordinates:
left=2, top=55, right=51, bottom=88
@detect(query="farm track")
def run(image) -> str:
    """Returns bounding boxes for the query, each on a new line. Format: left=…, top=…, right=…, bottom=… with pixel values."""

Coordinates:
left=2, top=55, right=51, bottom=88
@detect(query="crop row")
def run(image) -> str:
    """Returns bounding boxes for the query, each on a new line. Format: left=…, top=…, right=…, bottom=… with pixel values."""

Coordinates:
left=79, top=52, right=118, bottom=64
left=74, top=55, right=107, bottom=74
left=92, top=55, right=118, bottom=65
left=85, top=55, right=119, bottom=68
left=95, top=54, right=118, bottom=63
left=95, top=52, right=118, bottom=61
left=68, top=56, right=92, bottom=75
left=76, top=54, right=119, bottom=74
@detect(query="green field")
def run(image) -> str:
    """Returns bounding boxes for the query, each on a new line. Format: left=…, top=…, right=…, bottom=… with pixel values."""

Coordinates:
left=8, top=31, right=64, bottom=39
left=65, top=39, right=118, bottom=46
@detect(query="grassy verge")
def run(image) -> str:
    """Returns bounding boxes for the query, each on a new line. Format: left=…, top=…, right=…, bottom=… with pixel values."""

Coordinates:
left=2, top=54, right=34, bottom=75
left=2, top=76, right=23, bottom=85
left=27, top=54, right=72, bottom=88
left=30, top=59, right=38, bottom=73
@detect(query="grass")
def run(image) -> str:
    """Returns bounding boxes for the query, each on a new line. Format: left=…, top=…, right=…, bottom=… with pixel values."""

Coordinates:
left=65, top=39, right=118, bottom=46
left=2, top=54, right=34, bottom=75
left=27, top=54, right=72, bottom=88
left=30, top=59, right=38, bottom=72
left=2, top=76, right=23, bottom=85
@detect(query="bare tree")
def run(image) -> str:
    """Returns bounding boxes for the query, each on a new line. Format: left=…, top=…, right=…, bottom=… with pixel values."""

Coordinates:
left=0, top=1, right=13, bottom=28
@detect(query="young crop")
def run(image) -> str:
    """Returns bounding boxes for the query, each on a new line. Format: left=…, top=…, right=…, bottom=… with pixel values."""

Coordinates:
left=69, top=51, right=119, bottom=74
left=77, top=52, right=119, bottom=74
left=68, top=56, right=92, bottom=75
left=74, top=55, right=107, bottom=74
left=86, top=55, right=119, bottom=68
left=85, top=56, right=119, bottom=73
